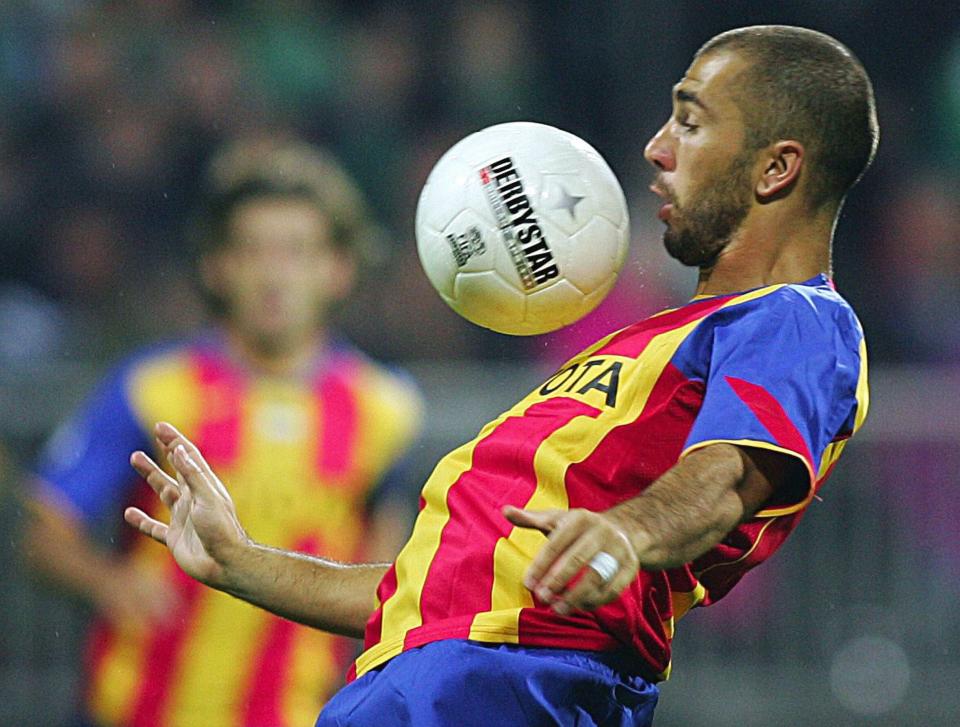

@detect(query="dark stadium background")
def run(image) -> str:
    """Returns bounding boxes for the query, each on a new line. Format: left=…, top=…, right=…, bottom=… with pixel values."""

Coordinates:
left=1, top=2, right=958, bottom=725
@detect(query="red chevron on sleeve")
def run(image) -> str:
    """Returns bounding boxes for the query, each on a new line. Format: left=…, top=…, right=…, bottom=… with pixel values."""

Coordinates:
left=724, top=376, right=814, bottom=471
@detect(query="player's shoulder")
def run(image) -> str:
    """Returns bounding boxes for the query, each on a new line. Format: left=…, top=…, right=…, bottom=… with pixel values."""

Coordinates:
left=713, top=274, right=863, bottom=340
left=325, top=337, right=424, bottom=416
left=777, top=275, right=861, bottom=326
left=111, top=333, right=208, bottom=387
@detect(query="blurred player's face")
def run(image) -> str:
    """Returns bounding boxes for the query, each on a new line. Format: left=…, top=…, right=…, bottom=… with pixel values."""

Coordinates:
left=202, top=197, right=354, bottom=355
left=644, top=50, right=757, bottom=268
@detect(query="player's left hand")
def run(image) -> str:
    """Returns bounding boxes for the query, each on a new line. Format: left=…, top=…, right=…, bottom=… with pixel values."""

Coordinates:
left=503, top=506, right=639, bottom=615
left=125, top=422, right=250, bottom=589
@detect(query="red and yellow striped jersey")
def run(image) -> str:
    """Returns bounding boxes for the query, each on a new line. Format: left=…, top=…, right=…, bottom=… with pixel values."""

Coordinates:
left=34, top=334, right=422, bottom=727
left=352, top=274, right=867, bottom=681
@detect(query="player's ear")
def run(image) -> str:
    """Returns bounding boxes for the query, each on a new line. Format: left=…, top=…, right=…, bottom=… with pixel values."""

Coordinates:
left=755, top=140, right=804, bottom=202
left=199, top=252, right=226, bottom=295
left=323, top=248, right=358, bottom=302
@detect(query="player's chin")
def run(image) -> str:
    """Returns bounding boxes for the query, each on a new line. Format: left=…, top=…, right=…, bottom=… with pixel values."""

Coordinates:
left=663, top=231, right=722, bottom=268
left=247, top=319, right=305, bottom=350
left=662, top=230, right=695, bottom=266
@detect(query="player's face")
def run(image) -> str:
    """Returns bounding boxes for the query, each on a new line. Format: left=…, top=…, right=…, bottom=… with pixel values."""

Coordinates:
left=203, top=197, right=354, bottom=353
left=644, top=50, right=758, bottom=268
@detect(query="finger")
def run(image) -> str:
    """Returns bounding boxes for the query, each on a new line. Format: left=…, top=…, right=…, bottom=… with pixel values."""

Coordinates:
left=158, top=425, right=230, bottom=498
left=130, top=451, right=180, bottom=508
left=154, top=421, right=182, bottom=447
left=604, top=567, right=639, bottom=605
left=560, top=545, right=639, bottom=613
left=558, top=565, right=610, bottom=613
left=153, top=421, right=230, bottom=502
left=525, top=516, right=592, bottom=595
left=170, top=443, right=229, bottom=501
left=537, top=527, right=606, bottom=599
left=156, top=424, right=208, bottom=477
left=155, top=435, right=174, bottom=463
left=551, top=568, right=604, bottom=616
left=130, top=449, right=165, bottom=481
left=502, top=506, right=561, bottom=535
left=156, top=428, right=185, bottom=471
left=503, top=507, right=569, bottom=589
left=124, top=507, right=169, bottom=545
left=157, top=423, right=204, bottom=466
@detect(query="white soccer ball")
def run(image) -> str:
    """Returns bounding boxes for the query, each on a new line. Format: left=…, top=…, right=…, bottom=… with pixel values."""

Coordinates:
left=415, top=121, right=630, bottom=336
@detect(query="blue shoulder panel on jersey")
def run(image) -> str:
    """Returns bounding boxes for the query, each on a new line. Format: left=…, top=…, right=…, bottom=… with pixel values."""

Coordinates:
left=32, top=354, right=160, bottom=522
left=677, top=277, right=864, bottom=474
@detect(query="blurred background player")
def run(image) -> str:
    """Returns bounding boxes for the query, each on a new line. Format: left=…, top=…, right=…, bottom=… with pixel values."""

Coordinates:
left=20, top=138, right=423, bottom=727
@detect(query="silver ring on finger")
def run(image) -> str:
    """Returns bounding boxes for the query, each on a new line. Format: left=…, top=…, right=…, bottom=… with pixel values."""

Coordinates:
left=588, top=551, right=619, bottom=585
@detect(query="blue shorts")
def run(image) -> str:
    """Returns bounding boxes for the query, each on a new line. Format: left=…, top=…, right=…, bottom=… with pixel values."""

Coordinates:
left=316, top=639, right=658, bottom=726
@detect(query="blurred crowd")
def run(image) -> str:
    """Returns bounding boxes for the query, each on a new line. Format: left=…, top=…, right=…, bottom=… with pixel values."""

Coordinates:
left=0, top=0, right=958, bottom=370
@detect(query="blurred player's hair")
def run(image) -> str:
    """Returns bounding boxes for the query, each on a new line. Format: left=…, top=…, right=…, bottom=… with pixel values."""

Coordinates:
left=698, top=25, right=879, bottom=209
left=196, top=137, right=383, bottom=263
left=192, top=137, right=385, bottom=314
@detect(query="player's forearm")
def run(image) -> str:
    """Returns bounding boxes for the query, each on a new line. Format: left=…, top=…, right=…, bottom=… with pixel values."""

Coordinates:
left=217, top=541, right=388, bottom=638
left=21, top=496, right=121, bottom=600
left=608, top=444, right=748, bottom=570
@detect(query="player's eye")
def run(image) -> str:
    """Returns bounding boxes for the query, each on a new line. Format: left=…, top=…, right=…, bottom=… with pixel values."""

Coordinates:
left=677, top=114, right=699, bottom=133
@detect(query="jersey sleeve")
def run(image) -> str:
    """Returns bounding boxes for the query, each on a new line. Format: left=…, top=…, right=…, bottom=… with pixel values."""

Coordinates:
left=31, top=361, right=151, bottom=523
left=681, top=286, right=866, bottom=516
left=365, top=452, right=419, bottom=513
left=362, top=366, right=425, bottom=515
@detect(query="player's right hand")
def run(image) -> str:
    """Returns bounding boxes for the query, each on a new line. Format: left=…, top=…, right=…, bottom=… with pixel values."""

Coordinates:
left=125, top=422, right=250, bottom=589
left=93, top=561, right=182, bottom=630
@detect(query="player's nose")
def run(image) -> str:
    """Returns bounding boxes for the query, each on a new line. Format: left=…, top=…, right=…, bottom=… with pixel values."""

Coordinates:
left=644, top=124, right=675, bottom=172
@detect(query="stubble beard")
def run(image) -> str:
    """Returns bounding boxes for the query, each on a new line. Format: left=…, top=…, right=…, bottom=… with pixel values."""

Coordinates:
left=662, top=153, right=754, bottom=268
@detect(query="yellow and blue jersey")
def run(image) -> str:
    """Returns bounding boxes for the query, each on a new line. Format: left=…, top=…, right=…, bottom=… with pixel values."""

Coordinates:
left=352, top=274, right=867, bottom=682
left=33, top=332, right=422, bottom=727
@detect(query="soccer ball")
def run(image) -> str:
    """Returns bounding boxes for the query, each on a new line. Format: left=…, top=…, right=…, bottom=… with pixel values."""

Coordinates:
left=415, top=121, right=630, bottom=336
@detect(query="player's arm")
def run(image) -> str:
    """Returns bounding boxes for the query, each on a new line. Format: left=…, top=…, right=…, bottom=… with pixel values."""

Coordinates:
left=125, top=422, right=385, bottom=638
left=504, top=442, right=805, bottom=615
left=609, top=442, right=804, bottom=569
left=364, top=453, right=421, bottom=563
left=22, top=494, right=180, bottom=626
left=364, top=371, right=425, bottom=563
left=21, top=366, right=179, bottom=627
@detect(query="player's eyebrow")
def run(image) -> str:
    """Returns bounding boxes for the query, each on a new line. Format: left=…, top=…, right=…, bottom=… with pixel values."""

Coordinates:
left=673, top=85, right=709, bottom=113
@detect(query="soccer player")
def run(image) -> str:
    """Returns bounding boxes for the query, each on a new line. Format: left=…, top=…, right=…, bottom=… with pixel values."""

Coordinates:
left=22, top=139, right=423, bottom=727
left=122, top=25, right=876, bottom=726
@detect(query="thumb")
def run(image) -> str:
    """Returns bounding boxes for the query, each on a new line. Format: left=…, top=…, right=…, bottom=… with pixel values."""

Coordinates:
left=502, top=506, right=563, bottom=535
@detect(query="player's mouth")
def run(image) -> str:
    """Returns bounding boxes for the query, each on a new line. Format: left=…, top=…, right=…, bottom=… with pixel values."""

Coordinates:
left=257, top=289, right=290, bottom=319
left=649, top=182, right=674, bottom=222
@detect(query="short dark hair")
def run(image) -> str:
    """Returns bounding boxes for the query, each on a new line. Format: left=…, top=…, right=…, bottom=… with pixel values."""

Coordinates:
left=697, top=25, right=879, bottom=209
left=196, top=138, right=383, bottom=264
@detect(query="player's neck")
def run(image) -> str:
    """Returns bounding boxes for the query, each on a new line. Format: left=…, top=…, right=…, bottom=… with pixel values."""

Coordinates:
left=694, top=208, right=835, bottom=297
left=224, top=326, right=328, bottom=377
